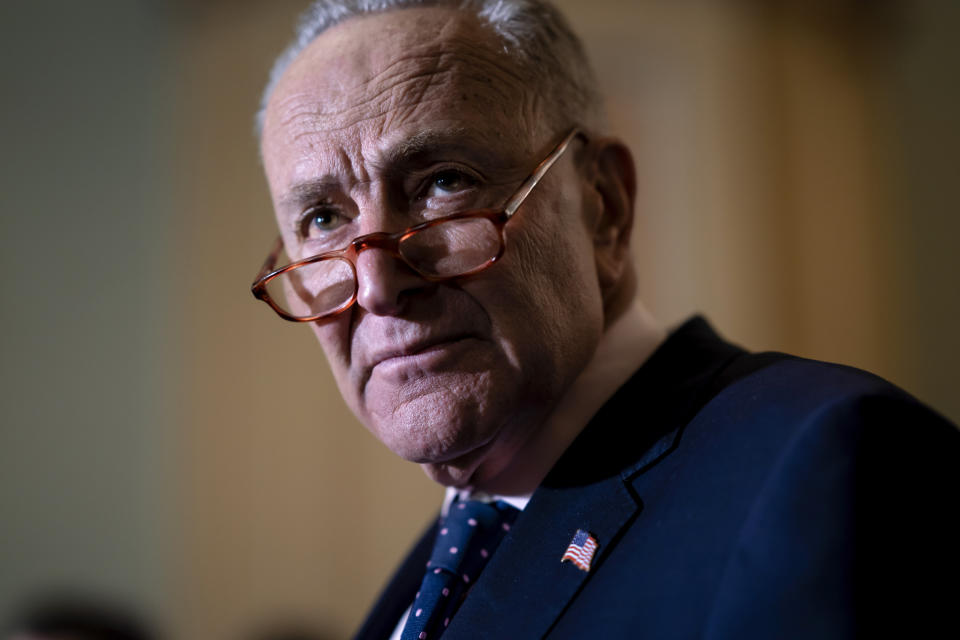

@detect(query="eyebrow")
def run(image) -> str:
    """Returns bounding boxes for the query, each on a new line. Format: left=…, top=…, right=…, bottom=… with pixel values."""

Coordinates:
left=278, top=129, right=514, bottom=210
left=391, top=127, right=476, bottom=159
left=384, top=128, right=507, bottom=173
left=279, top=178, right=341, bottom=210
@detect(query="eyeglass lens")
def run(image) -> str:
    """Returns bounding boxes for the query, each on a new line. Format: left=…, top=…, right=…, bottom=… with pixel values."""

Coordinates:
left=265, top=215, right=502, bottom=319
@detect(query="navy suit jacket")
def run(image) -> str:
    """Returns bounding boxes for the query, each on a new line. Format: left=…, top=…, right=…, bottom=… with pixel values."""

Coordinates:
left=355, top=317, right=959, bottom=639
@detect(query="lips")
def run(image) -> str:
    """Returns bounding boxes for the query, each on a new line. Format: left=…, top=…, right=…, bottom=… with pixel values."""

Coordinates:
left=351, top=333, right=480, bottom=397
left=350, top=293, right=492, bottom=393
left=369, top=333, right=478, bottom=369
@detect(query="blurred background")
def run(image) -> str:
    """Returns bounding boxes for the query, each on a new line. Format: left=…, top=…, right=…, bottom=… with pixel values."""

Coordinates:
left=1, top=0, right=957, bottom=638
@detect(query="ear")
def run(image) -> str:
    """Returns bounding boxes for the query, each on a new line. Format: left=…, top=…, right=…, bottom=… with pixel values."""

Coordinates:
left=585, top=138, right=637, bottom=302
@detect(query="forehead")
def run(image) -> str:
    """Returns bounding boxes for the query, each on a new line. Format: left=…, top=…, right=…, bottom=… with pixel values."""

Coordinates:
left=261, top=7, right=544, bottom=171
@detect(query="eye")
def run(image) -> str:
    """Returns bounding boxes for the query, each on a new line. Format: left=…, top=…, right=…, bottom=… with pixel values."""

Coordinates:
left=299, top=207, right=347, bottom=239
left=426, top=169, right=477, bottom=197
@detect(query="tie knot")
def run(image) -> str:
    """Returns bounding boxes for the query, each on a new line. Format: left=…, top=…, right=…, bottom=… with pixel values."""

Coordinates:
left=429, top=500, right=518, bottom=573
left=447, top=498, right=517, bottom=529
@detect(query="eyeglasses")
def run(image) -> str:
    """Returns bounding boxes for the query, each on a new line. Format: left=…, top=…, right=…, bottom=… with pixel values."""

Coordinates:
left=251, top=128, right=581, bottom=322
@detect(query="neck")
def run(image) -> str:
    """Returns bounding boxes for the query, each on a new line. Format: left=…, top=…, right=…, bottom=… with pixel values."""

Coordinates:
left=468, top=297, right=665, bottom=498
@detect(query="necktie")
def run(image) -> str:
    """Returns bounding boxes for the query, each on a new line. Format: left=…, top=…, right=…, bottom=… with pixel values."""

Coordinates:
left=400, top=499, right=519, bottom=640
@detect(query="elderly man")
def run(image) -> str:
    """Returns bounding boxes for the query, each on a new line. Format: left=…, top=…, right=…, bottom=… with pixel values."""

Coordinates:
left=251, top=1, right=958, bottom=638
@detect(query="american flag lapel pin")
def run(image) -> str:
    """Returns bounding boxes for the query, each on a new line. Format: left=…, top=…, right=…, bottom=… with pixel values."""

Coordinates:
left=561, top=529, right=598, bottom=572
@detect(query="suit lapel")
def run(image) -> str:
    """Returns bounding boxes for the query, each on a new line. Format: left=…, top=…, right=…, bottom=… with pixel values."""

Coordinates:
left=447, top=468, right=639, bottom=638
left=447, top=317, right=753, bottom=638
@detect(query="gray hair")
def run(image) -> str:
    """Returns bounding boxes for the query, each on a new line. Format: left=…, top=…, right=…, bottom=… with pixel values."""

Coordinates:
left=255, top=0, right=604, bottom=136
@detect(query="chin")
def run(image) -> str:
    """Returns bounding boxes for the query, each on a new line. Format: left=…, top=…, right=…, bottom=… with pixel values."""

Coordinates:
left=365, top=399, right=510, bottom=490
left=420, top=463, right=475, bottom=488
left=417, top=442, right=497, bottom=488
left=373, top=409, right=492, bottom=466
left=363, top=369, right=510, bottom=454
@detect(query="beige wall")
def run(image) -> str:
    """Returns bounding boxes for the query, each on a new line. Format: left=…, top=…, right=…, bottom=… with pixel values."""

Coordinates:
left=2, top=1, right=957, bottom=639
left=0, top=0, right=175, bottom=633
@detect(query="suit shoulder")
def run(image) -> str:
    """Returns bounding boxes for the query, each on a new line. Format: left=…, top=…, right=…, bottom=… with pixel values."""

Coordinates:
left=677, top=352, right=958, bottom=479
left=702, top=360, right=958, bottom=506
left=717, top=352, right=947, bottom=424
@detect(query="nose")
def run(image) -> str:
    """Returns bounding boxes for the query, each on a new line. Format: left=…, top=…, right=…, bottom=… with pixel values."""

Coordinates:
left=354, top=247, right=429, bottom=316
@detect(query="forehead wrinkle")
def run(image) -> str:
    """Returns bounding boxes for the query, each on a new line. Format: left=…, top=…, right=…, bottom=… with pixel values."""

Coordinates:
left=369, top=46, right=526, bottom=116
left=277, top=41, right=531, bottom=143
left=365, top=38, right=529, bottom=100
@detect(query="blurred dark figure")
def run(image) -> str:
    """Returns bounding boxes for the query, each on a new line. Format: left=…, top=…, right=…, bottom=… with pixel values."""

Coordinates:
left=5, top=595, right=155, bottom=640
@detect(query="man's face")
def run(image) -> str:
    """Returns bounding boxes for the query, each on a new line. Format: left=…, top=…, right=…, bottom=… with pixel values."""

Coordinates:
left=260, top=7, right=606, bottom=488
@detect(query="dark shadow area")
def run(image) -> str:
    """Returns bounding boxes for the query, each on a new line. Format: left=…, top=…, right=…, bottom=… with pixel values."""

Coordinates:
left=4, top=592, right=158, bottom=640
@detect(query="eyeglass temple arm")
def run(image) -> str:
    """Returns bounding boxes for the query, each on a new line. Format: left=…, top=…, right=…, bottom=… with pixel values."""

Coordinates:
left=503, top=128, right=582, bottom=219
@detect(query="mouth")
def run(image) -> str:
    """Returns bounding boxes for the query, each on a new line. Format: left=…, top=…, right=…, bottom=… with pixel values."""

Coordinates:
left=374, top=334, right=477, bottom=367
left=361, top=333, right=481, bottom=387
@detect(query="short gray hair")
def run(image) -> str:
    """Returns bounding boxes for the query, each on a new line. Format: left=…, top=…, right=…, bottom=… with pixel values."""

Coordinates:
left=255, top=0, right=604, bottom=136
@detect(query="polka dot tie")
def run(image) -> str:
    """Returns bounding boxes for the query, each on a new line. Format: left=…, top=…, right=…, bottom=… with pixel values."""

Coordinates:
left=400, top=499, right=519, bottom=640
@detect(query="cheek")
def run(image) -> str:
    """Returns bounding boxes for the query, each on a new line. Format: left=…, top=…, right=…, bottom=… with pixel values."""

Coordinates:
left=525, top=208, right=604, bottom=342
left=310, top=316, right=355, bottom=388
left=479, top=220, right=602, bottom=391
left=511, top=212, right=601, bottom=313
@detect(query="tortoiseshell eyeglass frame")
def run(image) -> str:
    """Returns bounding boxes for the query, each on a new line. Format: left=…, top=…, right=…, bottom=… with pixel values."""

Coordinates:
left=251, top=127, right=583, bottom=322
